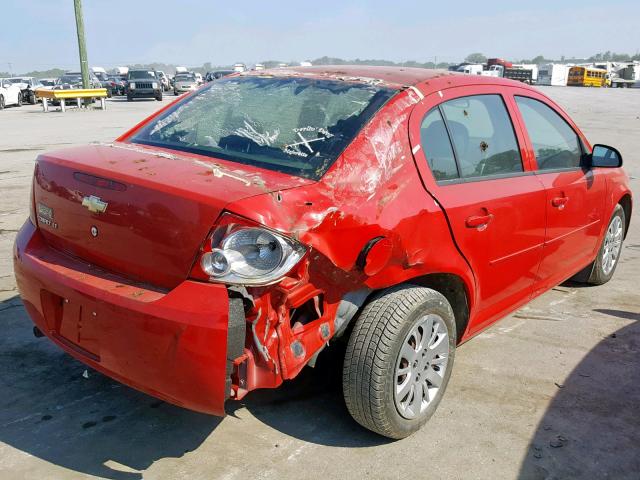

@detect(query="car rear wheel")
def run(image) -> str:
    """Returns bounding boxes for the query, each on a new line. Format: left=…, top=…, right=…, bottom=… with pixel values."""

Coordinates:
left=342, top=285, right=456, bottom=439
left=586, top=205, right=626, bottom=285
left=0, top=95, right=4, bottom=110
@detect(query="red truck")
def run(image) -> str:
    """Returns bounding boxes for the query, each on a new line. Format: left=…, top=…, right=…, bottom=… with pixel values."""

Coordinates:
left=488, top=58, right=514, bottom=68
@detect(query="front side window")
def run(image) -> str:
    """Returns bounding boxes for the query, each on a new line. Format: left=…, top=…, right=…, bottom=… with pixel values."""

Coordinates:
left=515, top=96, right=582, bottom=170
left=440, top=95, right=523, bottom=178
left=131, top=76, right=395, bottom=180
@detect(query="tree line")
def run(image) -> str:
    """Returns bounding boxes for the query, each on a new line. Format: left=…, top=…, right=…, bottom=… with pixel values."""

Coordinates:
left=3, top=51, right=639, bottom=78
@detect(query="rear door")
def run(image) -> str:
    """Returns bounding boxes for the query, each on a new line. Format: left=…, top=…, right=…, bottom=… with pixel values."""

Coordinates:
left=510, top=91, right=606, bottom=292
left=409, top=85, right=547, bottom=333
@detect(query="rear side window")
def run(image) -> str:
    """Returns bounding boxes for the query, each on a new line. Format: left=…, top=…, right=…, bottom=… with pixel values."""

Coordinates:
left=515, top=96, right=582, bottom=170
left=420, top=108, right=458, bottom=181
left=440, top=95, right=523, bottom=178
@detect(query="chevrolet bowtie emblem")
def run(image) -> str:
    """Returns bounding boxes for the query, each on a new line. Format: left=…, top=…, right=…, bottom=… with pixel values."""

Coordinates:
left=82, top=195, right=108, bottom=213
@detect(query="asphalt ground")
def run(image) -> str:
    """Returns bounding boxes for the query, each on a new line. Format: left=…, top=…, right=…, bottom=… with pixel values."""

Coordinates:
left=0, top=86, right=638, bottom=480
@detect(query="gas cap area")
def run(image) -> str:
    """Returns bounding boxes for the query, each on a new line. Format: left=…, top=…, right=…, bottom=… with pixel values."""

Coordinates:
left=357, top=237, right=393, bottom=276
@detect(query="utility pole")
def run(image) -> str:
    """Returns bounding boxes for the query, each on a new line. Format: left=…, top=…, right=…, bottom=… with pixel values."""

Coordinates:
left=73, top=0, right=90, bottom=89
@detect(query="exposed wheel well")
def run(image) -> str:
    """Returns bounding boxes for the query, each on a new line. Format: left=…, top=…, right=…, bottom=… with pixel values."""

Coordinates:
left=336, top=274, right=471, bottom=345
left=407, top=273, right=470, bottom=343
left=619, top=194, right=632, bottom=239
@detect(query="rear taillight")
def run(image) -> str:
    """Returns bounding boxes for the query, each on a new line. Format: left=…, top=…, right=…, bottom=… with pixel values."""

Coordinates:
left=191, top=213, right=307, bottom=286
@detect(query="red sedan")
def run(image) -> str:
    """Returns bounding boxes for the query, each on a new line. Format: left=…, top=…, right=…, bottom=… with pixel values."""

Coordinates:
left=13, top=66, right=632, bottom=439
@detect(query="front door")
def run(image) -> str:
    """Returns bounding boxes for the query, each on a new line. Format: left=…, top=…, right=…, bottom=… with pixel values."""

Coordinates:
left=511, top=94, right=606, bottom=292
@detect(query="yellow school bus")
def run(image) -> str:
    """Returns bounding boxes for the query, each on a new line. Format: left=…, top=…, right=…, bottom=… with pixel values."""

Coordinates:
left=567, top=66, right=610, bottom=87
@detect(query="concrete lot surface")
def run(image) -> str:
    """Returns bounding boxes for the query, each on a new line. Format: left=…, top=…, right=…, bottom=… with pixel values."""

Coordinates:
left=0, top=89, right=638, bottom=480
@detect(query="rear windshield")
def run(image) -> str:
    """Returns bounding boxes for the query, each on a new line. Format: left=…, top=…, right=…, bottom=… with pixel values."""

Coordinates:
left=131, top=76, right=395, bottom=180
left=175, top=74, right=195, bottom=81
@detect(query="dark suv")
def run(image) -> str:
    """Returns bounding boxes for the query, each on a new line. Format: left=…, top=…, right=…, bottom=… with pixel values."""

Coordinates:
left=126, top=70, right=163, bottom=101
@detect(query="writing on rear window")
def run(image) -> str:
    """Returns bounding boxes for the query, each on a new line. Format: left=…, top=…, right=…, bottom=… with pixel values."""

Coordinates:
left=132, top=77, right=395, bottom=180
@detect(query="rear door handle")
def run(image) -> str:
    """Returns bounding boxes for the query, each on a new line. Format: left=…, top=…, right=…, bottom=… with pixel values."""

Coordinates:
left=465, top=214, right=493, bottom=229
left=552, top=196, right=569, bottom=209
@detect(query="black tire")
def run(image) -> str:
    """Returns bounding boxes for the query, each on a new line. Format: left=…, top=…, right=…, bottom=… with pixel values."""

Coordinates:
left=29, top=92, right=37, bottom=104
left=17, top=92, right=22, bottom=106
left=174, top=90, right=179, bottom=96
left=155, top=93, right=163, bottom=101
left=126, top=95, right=133, bottom=102
left=342, top=285, right=456, bottom=439
left=0, top=95, right=4, bottom=110
left=585, top=205, right=626, bottom=285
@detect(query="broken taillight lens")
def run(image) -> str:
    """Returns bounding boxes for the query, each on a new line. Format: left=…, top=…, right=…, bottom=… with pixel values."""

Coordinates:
left=193, top=213, right=307, bottom=286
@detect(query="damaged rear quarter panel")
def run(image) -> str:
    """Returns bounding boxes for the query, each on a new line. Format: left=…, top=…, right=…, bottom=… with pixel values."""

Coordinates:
left=225, top=91, right=475, bottom=383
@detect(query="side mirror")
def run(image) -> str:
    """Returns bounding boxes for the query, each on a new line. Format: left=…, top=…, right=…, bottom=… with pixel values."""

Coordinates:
left=588, top=144, right=623, bottom=168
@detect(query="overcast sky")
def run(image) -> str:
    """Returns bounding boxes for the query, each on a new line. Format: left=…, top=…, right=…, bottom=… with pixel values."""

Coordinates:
left=2, top=0, right=639, bottom=73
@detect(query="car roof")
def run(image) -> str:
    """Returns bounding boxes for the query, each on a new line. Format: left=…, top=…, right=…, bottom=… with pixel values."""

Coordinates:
left=243, top=65, right=536, bottom=92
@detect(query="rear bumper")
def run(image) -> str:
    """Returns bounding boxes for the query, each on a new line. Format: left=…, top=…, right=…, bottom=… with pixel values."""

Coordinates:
left=13, top=220, right=232, bottom=415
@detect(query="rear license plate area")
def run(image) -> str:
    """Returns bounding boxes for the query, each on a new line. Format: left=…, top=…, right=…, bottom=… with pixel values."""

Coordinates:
left=41, top=291, right=101, bottom=359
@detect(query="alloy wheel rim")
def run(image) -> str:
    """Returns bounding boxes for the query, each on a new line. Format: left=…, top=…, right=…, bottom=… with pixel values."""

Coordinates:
left=602, top=216, right=623, bottom=275
left=394, top=314, right=449, bottom=419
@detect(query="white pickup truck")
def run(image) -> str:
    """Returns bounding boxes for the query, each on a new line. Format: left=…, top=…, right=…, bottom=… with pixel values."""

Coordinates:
left=0, top=79, right=23, bottom=109
left=456, top=64, right=484, bottom=75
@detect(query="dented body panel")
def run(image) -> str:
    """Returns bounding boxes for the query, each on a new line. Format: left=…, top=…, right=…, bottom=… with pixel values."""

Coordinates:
left=14, top=66, right=632, bottom=414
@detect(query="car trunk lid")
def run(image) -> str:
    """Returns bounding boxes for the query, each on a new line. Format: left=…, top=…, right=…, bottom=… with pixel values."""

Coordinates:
left=33, top=143, right=312, bottom=289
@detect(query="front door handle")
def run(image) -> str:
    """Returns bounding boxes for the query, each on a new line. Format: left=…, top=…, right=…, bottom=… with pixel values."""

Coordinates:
left=552, top=196, right=569, bottom=209
left=465, top=214, right=493, bottom=229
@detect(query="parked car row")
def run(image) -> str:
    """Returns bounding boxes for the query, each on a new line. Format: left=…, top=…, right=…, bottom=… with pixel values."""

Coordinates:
left=0, top=67, right=237, bottom=109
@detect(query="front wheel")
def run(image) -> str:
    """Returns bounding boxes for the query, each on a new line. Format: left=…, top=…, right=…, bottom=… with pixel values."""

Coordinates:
left=343, top=285, right=456, bottom=439
left=587, top=205, right=626, bottom=285
left=155, top=93, right=163, bottom=101
left=0, top=95, right=4, bottom=110
left=17, top=92, right=22, bottom=106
